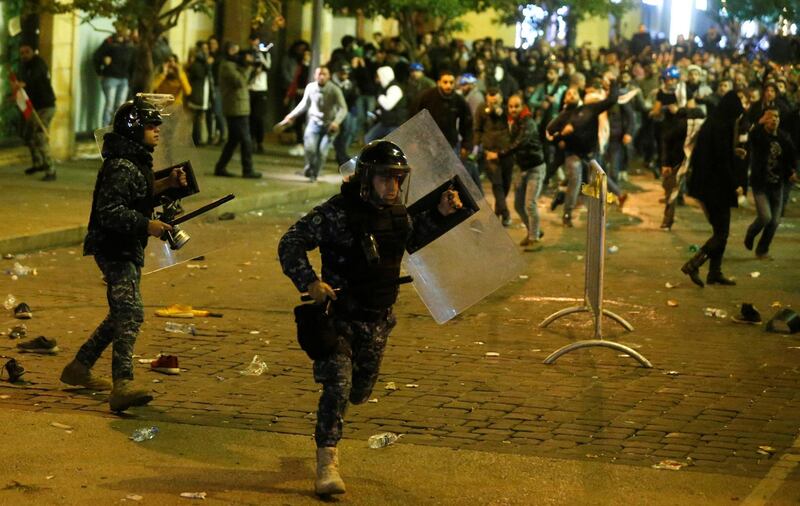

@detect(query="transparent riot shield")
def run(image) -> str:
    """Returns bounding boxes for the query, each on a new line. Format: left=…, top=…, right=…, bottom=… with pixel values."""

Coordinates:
left=385, top=110, right=525, bottom=323
left=94, top=94, right=223, bottom=274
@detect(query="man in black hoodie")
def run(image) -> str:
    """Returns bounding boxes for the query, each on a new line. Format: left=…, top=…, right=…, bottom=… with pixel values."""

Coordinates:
left=60, top=98, right=187, bottom=412
left=16, top=42, right=56, bottom=181
left=744, top=108, right=798, bottom=258
left=682, top=91, right=746, bottom=287
left=94, top=24, right=135, bottom=126
left=546, top=74, right=619, bottom=226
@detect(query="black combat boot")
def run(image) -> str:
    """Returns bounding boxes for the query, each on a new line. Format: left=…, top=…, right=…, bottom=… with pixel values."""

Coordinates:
left=681, top=248, right=709, bottom=287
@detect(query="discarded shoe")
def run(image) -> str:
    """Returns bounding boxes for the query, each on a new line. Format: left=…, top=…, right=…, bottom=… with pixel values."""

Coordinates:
left=732, top=303, right=762, bottom=325
left=8, top=325, right=26, bottom=340
left=17, top=336, right=59, bottom=354
left=2, top=358, right=25, bottom=383
left=60, top=359, right=112, bottom=391
left=13, top=303, right=32, bottom=319
left=151, top=355, right=180, bottom=375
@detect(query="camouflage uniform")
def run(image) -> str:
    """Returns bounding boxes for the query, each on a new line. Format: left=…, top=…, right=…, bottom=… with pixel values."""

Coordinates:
left=77, top=132, right=154, bottom=381
left=279, top=180, right=443, bottom=448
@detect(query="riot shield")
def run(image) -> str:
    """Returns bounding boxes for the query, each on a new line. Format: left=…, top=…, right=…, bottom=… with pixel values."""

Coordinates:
left=94, top=94, right=223, bottom=274
left=386, top=110, right=525, bottom=323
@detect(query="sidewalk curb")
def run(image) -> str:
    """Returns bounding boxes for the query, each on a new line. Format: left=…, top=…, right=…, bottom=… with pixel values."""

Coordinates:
left=0, top=181, right=337, bottom=255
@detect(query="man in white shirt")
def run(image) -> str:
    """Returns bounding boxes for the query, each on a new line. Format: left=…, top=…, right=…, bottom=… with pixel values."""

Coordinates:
left=281, top=66, right=348, bottom=181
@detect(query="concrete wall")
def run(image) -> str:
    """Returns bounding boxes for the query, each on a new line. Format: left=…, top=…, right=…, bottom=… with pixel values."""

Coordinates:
left=452, top=10, right=516, bottom=46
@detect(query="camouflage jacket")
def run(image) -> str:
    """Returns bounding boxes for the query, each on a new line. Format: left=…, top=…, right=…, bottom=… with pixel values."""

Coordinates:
left=83, top=132, right=155, bottom=267
left=278, top=181, right=445, bottom=301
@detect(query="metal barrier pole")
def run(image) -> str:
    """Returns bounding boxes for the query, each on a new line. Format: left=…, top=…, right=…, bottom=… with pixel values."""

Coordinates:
left=540, top=160, right=651, bottom=368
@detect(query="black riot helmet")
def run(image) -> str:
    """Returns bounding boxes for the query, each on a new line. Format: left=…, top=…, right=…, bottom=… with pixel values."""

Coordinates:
left=354, top=140, right=410, bottom=204
left=112, top=96, right=162, bottom=144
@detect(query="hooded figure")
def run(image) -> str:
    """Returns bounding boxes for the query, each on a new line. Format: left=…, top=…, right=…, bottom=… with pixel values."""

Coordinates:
left=365, top=66, right=408, bottom=143
left=682, top=91, right=746, bottom=287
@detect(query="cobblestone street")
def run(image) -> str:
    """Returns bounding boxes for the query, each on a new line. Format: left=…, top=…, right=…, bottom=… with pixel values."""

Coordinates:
left=2, top=172, right=799, bottom=499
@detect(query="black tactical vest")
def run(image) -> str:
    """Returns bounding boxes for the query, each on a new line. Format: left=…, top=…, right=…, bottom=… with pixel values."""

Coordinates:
left=340, top=195, right=410, bottom=310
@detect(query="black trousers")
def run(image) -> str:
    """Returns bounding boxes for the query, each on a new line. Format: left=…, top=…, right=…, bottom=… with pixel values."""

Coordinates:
left=249, top=91, right=268, bottom=146
left=215, top=115, right=254, bottom=175
left=700, top=201, right=731, bottom=274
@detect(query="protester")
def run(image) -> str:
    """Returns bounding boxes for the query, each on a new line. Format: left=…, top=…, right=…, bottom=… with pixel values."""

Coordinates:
left=16, top=42, right=56, bottom=181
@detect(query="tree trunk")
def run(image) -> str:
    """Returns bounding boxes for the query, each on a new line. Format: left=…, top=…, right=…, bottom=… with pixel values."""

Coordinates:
left=131, top=21, right=156, bottom=95
left=398, top=10, right=418, bottom=57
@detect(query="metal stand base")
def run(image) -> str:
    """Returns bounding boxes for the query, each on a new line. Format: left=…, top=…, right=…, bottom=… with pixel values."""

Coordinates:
left=543, top=339, right=652, bottom=368
left=539, top=306, right=651, bottom=368
left=539, top=306, right=634, bottom=331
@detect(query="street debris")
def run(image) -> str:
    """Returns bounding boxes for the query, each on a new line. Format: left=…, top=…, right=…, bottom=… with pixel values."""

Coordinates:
left=384, top=382, right=398, bottom=391
left=50, top=422, right=73, bottom=430
left=180, top=492, right=207, bottom=500
left=473, top=341, right=485, bottom=345
left=164, top=322, right=197, bottom=335
left=608, top=245, right=619, bottom=253
left=368, top=398, right=378, bottom=403
left=750, top=271, right=761, bottom=278
left=239, top=355, right=268, bottom=376
left=485, top=352, right=500, bottom=357
left=0, top=395, right=10, bottom=400
left=688, top=244, right=699, bottom=253
left=666, top=300, right=679, bottom=307
left=249, top=330, right=260, bottom=335
left=664, top=282, right=678, bottom=289
left=5, top=262, right=37, bottom=279
left=156, top=305, right=221, bottom=318
left=704, top=307, right=728, bottom=319
left=3, top=294, right=16, bottom=310
left=8, top=324, right=27, bottom=339
left=519, top=275, right=529, bottom=280
left=757, top=446, right=776, bottom=456
left=766, top=308, right=800, bottom=334
left=405, top=384, right=419, bottom=388
left=652, top=459, right=688, bottom=470
left=130, top=426, right=159, bottom=442
left=368, top=432, right=400, bottom=448
left=218, top=211, right=236, bottom=220
left=125, top=495, right=143, bottom=501
left=186, top=264, right=208, bottom=269
left=664, top=371, right=680, bottom=376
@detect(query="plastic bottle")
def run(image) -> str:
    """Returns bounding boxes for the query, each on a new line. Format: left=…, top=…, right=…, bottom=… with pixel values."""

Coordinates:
left=368, top=432, right=400, bottom=448
left=688, top=244, right=699, bottom=253
left=165, top=322, right=196, bottom=335
left=130, top=426, right=159, bottom=442
left=3, top=294, right=16, bottom=310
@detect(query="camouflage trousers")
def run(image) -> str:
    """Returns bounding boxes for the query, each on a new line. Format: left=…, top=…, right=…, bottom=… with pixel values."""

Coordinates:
left=23, top=107, right=54, bottom=171
left=313, top=310, right=396, bottom=448
left=76, top=256, right=144, bottom=381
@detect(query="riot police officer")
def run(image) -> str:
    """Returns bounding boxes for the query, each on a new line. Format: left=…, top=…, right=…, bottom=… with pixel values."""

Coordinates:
left=278, top=140, right=461, bottom=496
left=60, top=97, right=187, bottom=412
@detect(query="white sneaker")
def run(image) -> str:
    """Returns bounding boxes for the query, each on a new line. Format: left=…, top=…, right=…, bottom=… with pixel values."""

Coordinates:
left=288, top=144, right=304, bottom=157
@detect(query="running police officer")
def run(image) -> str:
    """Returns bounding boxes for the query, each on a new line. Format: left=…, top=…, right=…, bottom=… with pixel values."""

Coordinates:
left=278, top=140, right=462, bottom=496
left=60, top=97, right=187, bottom=412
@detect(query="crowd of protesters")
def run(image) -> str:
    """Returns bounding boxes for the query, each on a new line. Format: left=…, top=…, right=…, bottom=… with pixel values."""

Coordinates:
left=55, top=23, right=798, bottom=265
